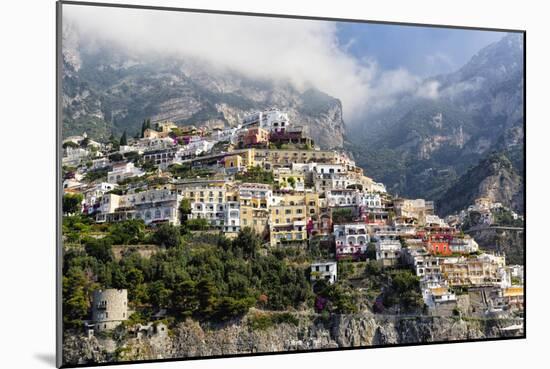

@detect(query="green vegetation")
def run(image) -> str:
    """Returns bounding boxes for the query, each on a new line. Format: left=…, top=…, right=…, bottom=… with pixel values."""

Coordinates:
left=62, top=221, right=312, bottom=325
left=314, top=280, right=359, bottom=314
left=63, top=141, right=80, bottom=149
left=63, top=193, right=84, bottom=214
left=167, top=163, right=215, bottom=179
left=331, top=208, right=354, bottom=223
left=235, top=165, right=274, bottom=184
left=84, top=168, right=109, bottom=182
left=492, top=207, right=524, bottom=227
left=382, top=270, right=423, bottom=311
left=248, top=312, right=299, bottom=331
left=119, top=130, right=128, bottom=146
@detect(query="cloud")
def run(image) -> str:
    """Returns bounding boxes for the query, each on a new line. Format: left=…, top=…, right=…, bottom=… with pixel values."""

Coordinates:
left=425, top=52, right=455, bottom=74
left=63, top=4, right=434, bottom=123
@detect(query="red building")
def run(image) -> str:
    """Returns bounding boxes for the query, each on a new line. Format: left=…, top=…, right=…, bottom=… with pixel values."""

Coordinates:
left=239, top=127, right=269, bottom=147
left=425, top=234, right=452, bottom=256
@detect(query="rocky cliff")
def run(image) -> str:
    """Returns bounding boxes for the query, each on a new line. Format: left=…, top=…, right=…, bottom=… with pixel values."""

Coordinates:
left=63, top=313, right=523, bottom=365
left=61, top=23, right=345, bottom=149
left=348, top=33, right=524, bottom=214
left=437, top=152, right=524, bottom=216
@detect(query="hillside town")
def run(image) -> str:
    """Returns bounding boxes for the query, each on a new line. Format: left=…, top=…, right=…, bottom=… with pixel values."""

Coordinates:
left=62, top=108, right=524, bottom=338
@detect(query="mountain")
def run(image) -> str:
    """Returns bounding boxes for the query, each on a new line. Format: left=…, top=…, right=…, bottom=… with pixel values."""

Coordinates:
left=437, top=152, right=524, bottom=215
left=348, top=33, right=524, bottom=214
left=61, top=23, right=345, bottom=149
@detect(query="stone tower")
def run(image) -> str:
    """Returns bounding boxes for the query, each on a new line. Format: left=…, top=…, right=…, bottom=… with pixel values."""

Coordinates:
left=91, top=289, right=128, bottom=331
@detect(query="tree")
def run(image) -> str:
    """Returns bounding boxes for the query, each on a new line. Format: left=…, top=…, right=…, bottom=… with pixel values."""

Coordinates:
left=119, top=130, right=128, bottom=146
left=109, top=133, right=120, bottom=151
left=109, top=220, right=146, bottom=245
left=366, top=242, right=377, bottom=260
left=62, top=141, right=79, bottom=149
left=141, top=118, right=152, bottom=138
left=232, top=227, right=261, bottom=259
left=141, top=119, right=147, bottom=138
left=179, top=198, right=192, bottom=224
left=171, top=279, right=198, bottom=318
left=153, top=223, right=181, bottom=248
left=63, top=268, right=95, bottom=328
left=287, top=176, right=296, bottom=189
left=148, top=281, right=172, bottom=309
left=196, top=278, right=219, bottom=317
left=84, top=237, right=114, bottom=263
left=63, top=193, right=83, bottom=214
left=108, top=152, right=124, bottom=162
left=80, top=137, right=90, bottom=148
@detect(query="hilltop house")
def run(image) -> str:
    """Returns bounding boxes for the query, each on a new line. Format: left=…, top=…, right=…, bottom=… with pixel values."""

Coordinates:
left=334, top=223, right=369, bottom=260
left=107, top=162, right=145, bottom=184
left=310, top=261, right=337, bottom=284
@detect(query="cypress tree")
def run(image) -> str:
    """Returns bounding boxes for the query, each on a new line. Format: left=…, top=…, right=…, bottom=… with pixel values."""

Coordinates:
left=120, top=130, right=128, bottom=146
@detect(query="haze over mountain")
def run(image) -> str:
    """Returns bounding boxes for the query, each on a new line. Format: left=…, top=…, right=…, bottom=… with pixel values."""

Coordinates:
left=348, top=33, right=524, bottom=215
left=61, top=7, right=524, bottom=215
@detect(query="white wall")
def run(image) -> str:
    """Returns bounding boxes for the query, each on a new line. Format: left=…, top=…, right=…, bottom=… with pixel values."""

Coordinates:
left=0, top=0, right=546, bottom=368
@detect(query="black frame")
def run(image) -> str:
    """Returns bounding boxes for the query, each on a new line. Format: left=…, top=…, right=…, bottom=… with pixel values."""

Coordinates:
left=56, top=1, right=527, bottom=367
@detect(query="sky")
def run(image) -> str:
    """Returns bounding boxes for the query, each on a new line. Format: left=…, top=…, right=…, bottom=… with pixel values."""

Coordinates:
left=336, top=23, right=505, bottom=77
left=63, top=4, right=508, bottom=123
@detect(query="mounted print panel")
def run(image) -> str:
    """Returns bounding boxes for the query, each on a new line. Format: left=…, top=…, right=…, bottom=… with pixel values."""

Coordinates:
left=57, top=1, right=525, bottom=367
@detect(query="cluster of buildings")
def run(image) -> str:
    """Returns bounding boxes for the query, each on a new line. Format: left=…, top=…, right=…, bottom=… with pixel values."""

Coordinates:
left=63, top=108, right=523, bottom=316
left=445, top=196, right=524, bottom=227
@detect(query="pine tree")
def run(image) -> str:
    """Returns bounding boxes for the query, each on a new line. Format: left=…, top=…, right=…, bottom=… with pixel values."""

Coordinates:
left=141, top=119, right=147, bottom=138
left=120, top=130, right=128, bottom=146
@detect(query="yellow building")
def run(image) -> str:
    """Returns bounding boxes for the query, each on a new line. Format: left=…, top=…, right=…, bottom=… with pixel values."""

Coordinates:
left=224, top=154, right=243, bottom=170
left=269, top=196, right=307, bottom=247
left=441, top=254, right=506, bottom=287
left=253, top=149, right=349, bottom=168
left=273, top=168, right=305, bottom=191
left=143, top=128, right=169, bottom=139
left=157, top=121, right=178, bottom=133
left=239, top=183, right=272, bottom=236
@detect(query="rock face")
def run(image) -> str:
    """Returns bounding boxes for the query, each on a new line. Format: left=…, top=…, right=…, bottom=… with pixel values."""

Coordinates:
left=348, top=33, right=524, bottom=214
left=437, top=152, right=524, bottom=216
left=467, top=227, right=525, bottom=265
left=63, top=313, right=523, bottom=365
left=61, top=25, right=345, bottom=149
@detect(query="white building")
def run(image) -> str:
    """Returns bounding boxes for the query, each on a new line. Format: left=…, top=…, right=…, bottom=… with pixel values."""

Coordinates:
left=242, top=109, right=290, bottom=133
left=135, top=137, right=175, bottom=152
left=326, top=189, right=361, bottom=207
left=314, top=173, right=356, bottom=193
left=310, top=261, right=337, bottom=284
left=334, top=223, right=369, bottom=260
left=425, top=214, right=448, bottom=227
left=83, top=182, right=117, bottom=214
left=107, top=162, right=145, bottom=184
left=91, top=157, right=111, bottom=170
left=360, top=192, right=382, bottom=209
left=177, top=139, right=214, bottom=158
left=96, top=188, right=182, bottom=225
left=191, top=195, right=227, bottom=228
left=449, top=236, right=479, bottom=254
left=375, top=239, right=402, bottom=266
left=63, top=146, right=89, bottom=166
left=223, top=201, right=241, bottom=234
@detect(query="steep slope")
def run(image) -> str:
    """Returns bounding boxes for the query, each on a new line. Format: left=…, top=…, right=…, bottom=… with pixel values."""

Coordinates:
left=348, top=33, right=524, bottom=212
left=61, top=25, right=345, bottom=149
left=436, top=152, right=523, bottom=216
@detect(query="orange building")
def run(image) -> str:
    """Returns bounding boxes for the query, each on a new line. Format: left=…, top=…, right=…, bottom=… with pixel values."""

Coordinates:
left=426, top=234, right=452, bottom=256
left=240, top=127, right=269, bottom=147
